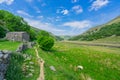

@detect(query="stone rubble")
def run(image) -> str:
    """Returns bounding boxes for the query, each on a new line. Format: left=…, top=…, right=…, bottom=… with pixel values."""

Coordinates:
left=0, top=50, right=11, bottom=80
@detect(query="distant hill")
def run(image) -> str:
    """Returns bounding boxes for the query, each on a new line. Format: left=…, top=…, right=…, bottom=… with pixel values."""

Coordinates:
left=69, top=16, right=120, bottom=41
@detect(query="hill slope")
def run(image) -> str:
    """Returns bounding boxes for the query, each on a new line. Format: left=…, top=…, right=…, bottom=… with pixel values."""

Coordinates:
left=69, top=16, right=120, bottom=41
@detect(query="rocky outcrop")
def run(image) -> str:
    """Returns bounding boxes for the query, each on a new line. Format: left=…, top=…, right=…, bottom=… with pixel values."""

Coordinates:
left=16, top=42, right=36, bottom=52
left=16, top=43, right=28, bottom=52
left=0, top=50, right=11, bottom=80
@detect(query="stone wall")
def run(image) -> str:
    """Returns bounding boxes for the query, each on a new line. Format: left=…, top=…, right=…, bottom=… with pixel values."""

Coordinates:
left=6, top=32, right=30, bottom=42
left=0, top=50, right=11, bottom=80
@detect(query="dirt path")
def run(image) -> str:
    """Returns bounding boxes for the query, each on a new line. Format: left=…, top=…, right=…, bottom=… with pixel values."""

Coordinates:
left=34, top=47, right=45, bottom=80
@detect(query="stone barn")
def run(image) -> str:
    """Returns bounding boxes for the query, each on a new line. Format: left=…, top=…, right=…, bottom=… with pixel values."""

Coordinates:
left=6, top=32, right=30, bottom=42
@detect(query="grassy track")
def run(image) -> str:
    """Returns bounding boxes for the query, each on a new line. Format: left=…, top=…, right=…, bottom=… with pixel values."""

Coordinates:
left=38, top=42, right=120, bottom=80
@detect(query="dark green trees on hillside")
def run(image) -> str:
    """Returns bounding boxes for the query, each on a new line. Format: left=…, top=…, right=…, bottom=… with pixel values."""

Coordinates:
left=0, top=26, right=6, bottom=38
left=0, top=10, right=37, bottom=40
left=70, top=22, right=120, bottom=41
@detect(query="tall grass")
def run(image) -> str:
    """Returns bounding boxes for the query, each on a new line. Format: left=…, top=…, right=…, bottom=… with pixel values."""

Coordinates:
left=38, top=42, right=120, bottom=80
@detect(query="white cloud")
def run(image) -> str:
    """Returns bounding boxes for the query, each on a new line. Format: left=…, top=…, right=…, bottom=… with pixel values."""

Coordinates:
left=63, top=20, right=92, bottom=29
left=71, top=0, right=79, bottom=3
left=17, top=10, right=33, bottom=18
left=0, top=0, right=14, bottom=5
left=24, top=18, right=66, bottom=35
left=72, top=5, right=83, bottom=14
left=61, top=9, right=69, bottom=15
left=90, top=0, right=109, bottom=11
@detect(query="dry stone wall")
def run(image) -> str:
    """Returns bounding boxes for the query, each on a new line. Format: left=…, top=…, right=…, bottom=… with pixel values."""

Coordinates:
left=0, top=50, right=11, bottom=80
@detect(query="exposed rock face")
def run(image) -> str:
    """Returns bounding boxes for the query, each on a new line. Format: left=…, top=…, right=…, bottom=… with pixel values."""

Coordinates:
left=0, top=50, right=11, bottom=80
left=6, top=32, right=29, bottom=42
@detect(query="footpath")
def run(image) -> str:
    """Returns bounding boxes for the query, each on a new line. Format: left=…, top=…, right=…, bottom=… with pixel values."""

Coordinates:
left=34, top=47, right=45, bottom=80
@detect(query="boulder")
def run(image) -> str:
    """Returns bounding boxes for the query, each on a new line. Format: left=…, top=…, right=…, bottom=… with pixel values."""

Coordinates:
left=27, top=42, right=35, bottom=48
left=49, top=66, right=56, bottom=71
left=0, top=53, right=3, bottom=59
left=2, top=50, right=11, bottom=54
left=77, top=65, right=84, bottom=70
left=0, top=73, right=4, bottom=80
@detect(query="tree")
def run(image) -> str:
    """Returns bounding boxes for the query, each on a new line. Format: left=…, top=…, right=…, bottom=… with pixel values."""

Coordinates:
left=37, top=30, right=54, bottom=51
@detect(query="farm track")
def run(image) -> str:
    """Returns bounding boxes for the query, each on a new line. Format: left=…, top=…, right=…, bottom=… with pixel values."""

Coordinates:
left=34, top=47, right=45, bottom=80
left=63, top=41, right=120, bottom=48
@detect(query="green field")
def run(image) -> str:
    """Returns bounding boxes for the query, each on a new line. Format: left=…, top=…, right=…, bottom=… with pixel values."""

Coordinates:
left=0, top=41, right=120, bottom=80
left=0, top=40, right=20, bottom=51
left=38, top=42, right=120, bottom=80
left=93, top=36, right=120, bottom=43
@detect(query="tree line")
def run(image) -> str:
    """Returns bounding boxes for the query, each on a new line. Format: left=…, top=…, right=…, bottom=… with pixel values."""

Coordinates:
left=69, top=22, right=120, bottom=41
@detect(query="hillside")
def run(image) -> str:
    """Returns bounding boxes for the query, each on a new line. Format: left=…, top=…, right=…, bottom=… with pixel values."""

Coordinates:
left=0, top=10, right=51, bottom=41
left=69, top=16, right=120, bottom=41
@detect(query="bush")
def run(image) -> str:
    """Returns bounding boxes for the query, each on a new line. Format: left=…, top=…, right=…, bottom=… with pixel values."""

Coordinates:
left=37, top=30, right=54, bottom=51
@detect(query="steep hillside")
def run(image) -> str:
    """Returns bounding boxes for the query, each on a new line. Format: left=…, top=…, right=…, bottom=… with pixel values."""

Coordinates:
left=0, top=10, right=52, bottom=41
left=70, top=16, right=120, bottom=41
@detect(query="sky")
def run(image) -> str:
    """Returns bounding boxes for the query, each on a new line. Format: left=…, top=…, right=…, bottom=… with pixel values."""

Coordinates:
left=0, top=0, right=120, bottom=35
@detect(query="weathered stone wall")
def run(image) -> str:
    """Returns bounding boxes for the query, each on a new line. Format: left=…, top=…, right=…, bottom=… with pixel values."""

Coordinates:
left=6, top=32, right=30, bottom=42
left=0, top=50, right=11, bottom=80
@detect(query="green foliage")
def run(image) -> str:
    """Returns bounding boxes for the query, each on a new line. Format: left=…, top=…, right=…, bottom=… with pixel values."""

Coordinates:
left=0, top=41, right=39, bottom=80
left=70, top=22, right=120, bottom=41
left=37, top=30, right=54, bottom=50
left=5, top=53, right=24, bottom=80
left=0, top=26, right=6, bottom=38
left=0, top=10, right=42, bottom=41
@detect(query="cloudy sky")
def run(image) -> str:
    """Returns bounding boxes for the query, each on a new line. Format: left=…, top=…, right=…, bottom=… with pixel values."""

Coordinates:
left=0, top=0, right=120, bottom=35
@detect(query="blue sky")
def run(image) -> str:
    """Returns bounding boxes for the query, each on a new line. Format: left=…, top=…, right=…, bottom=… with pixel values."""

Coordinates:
left=0, top=0, right=120, bottom=35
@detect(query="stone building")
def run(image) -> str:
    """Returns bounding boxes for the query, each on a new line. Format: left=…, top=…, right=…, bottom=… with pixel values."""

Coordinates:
left=6, top=32, right=30, bottom=42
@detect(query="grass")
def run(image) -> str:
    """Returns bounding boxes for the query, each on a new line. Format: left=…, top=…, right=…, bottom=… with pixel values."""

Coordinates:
left=0, top=41, right=39, bottom=80
left=93, top=36, right=120, bottom=43
left=38, top=42, right=120, bottom=80
left=5, top=48, right=40, bottom=80
left=0, top=40, right=120, bottom=80
left=0, top=40, right=20, bottom=51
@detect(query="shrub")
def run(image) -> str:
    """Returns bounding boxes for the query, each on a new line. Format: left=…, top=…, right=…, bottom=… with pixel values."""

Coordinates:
left=37, top=30, right=54, bottom=51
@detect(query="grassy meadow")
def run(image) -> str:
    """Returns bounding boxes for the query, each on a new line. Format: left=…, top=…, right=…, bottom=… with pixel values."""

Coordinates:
left=0, top=40, right=20, bottom=51
left=0, top=41, right=120, bottom=80
left=38, top=42, right=120, bottom=80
